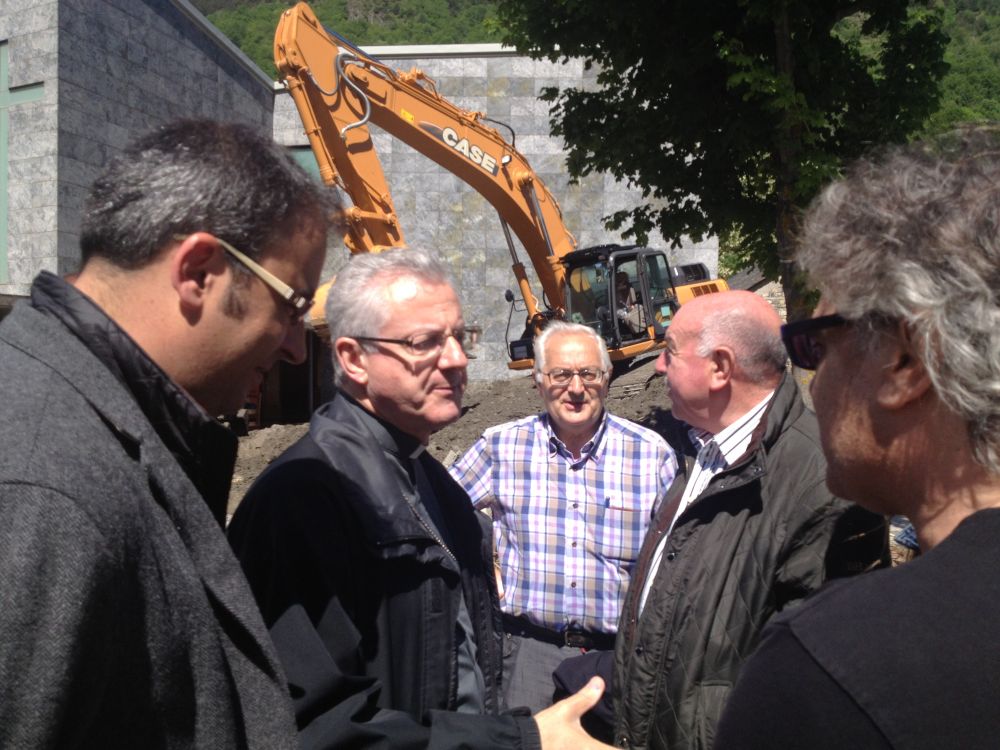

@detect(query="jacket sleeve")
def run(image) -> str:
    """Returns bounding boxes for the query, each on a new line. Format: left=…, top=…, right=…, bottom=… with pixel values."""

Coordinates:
left=773, top=480, right=888, bottom=612
left=227, top=458, right=540, bottom=750
left=0, top=484, right=120, bottom=748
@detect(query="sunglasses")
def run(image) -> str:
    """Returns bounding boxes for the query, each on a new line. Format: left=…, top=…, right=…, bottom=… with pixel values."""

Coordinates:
left=780, top=314, right=848, bottom=370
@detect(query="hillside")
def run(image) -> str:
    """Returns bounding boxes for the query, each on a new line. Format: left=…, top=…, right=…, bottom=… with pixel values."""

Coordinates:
left=193, top=0, right=501, bottom=79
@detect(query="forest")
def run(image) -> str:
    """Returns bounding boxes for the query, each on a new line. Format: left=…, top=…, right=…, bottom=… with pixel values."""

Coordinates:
left=198, top=0, right=502, bottom=79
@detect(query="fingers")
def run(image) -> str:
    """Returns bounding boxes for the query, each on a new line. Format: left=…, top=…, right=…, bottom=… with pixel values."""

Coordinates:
left=561, top=676, right=606, bottom=719
left=534, top=677, right=614, bottom=750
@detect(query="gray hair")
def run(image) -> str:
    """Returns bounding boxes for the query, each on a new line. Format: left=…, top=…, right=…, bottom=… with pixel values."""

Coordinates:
left=695, top=307, right=787, bottom=384
left=325, top=247, right=455, bottom=387
left=797, top=126, right=1000, bottom=472
left=533, top=321, right=613, bottom=382
left=80, top=119, right=338, bottom=272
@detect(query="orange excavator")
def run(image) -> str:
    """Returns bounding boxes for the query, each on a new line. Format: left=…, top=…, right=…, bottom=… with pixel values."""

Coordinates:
left=275, top=2, right=727, bottom=369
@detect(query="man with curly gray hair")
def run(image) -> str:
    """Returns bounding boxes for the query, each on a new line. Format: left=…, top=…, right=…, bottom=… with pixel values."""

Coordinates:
left=715, top=126, right=1000, bottom=749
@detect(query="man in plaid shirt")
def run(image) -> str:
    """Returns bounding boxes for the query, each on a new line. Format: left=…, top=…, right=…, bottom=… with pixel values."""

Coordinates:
left=449, top=321, right=677, bottom=715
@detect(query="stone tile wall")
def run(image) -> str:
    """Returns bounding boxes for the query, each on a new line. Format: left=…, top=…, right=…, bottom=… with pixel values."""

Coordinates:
left=1, top=0, right=275, bottom=296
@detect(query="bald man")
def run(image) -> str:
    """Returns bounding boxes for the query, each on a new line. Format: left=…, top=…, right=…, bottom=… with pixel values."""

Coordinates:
left=607, top=291, right=887, bottom=750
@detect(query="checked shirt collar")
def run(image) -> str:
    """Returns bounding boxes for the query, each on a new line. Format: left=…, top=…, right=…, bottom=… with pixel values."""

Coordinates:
left=543, top=411, right=610, bottom=466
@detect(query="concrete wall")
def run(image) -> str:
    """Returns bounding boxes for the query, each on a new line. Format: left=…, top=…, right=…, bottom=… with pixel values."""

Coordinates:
left=275, top=44, right=718, bottom=380
left=1, top=0, right=275, bottom=296
left=0, top=0, right=57, bottom=293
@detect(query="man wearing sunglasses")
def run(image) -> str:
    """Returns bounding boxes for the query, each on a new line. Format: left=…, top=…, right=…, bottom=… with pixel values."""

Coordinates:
left=611, top=289, right=888, bottom=750
left=449, top=321, right=676, bottom=716
left=229, top=250, right=614, bottom=750
left=0, top=120, right=336, bottom=748
left=715, top=130, right=1000, bottom=749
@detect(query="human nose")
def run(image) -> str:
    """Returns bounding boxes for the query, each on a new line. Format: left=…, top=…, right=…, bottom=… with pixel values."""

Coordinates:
left=279, top=318, right=308, bottom=365
left=437, top=331, right=468, bottom=369
left=566, top=371, right=587, bottom=394
left=655, top=350, right=668, bottom=374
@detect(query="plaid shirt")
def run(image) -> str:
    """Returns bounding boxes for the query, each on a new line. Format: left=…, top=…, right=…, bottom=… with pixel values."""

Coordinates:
left=449, top=412, right=677, bottom=633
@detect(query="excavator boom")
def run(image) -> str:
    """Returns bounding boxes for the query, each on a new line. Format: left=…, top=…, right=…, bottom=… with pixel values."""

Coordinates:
left=276, top=2, right=574, bottom=325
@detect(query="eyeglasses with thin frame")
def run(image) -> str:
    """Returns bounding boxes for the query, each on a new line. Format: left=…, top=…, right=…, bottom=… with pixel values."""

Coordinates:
left=174, top=234, right=314, bottom=322
left=353, top=329, right=468, bottom=359
left=781, top=314, right=849, bottom=370
left=543, top=368, right=607, bottom=386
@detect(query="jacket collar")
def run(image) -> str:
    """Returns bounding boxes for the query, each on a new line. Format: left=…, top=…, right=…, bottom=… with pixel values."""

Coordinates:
left=29, top=271, right=237, bottom=524
left=309, top=393, right=445, bottom=552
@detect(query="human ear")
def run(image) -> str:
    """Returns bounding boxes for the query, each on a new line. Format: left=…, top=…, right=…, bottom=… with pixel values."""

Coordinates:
left=170, top=233, right=226, bottom=310
left=708, top=346, right=735, bottom=390
left=335, top=337, right=368, bottom=387
left=876, top=322, right=932, bottom=409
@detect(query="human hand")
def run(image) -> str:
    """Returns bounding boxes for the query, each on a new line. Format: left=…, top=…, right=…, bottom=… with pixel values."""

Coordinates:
left=533, top=676, right=616, bottom=750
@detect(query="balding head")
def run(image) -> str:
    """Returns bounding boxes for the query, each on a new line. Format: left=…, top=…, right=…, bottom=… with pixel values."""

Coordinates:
left=674, top=291, right=786, bottom=386
left=659, top=291, right=786, bottom=433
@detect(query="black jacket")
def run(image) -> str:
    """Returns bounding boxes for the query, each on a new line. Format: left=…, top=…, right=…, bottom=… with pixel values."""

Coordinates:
left=0, top=273, right=296, bottom=748
left=228, top=394, right=540, bottom=750
left=613, top=373, right=888, bottom=750
left=716, top=508, right=1000, bottom=749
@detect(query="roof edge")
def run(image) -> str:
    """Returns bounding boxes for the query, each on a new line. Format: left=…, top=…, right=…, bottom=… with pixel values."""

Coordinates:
left=170, top=0, right=275, bottom=88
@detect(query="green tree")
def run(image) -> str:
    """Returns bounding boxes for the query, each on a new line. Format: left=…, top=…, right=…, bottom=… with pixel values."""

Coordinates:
left=496, top=0, right=948, bottom=317
left=206, top=0, right=501, bottom=78
left=923, top=1, right=1000, bottom=133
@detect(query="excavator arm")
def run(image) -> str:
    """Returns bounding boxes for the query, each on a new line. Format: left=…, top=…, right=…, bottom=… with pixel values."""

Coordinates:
left=275, top=2, right=575, bottom=325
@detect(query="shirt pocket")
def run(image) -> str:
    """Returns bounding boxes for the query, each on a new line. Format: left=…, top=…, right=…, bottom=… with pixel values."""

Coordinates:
left=593, top=494, right=647, bottom=563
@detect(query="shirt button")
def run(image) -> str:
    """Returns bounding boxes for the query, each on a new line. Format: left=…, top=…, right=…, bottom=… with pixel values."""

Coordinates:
left=571, top=581, right=577, bottom=588
left=617, top=736, right=628, bottom=747
left=635, top=645, right=644, bottom=656
left=572, top=502, right=579, bottom=509
left=572, top=541, right=578, bottom=548
left=666, top=551, right=676, bottom=561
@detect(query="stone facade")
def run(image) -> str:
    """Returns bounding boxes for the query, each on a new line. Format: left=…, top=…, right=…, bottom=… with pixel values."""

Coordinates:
left=0, top=0, right=274, bottom=298
left=275, top=44, right=717, bottom=379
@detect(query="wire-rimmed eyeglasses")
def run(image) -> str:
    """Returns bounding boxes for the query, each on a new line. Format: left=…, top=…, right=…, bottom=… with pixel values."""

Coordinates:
left=543, top=368, right=607, bottom=386
left=353, top=329, right=467, bottom=359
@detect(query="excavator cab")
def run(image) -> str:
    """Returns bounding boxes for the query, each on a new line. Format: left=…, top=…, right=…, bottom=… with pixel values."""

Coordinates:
left=562, top=245, right=727, bottom=363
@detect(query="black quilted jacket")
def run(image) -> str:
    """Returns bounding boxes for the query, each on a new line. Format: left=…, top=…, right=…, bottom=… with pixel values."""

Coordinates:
left=612, top=372, right=888, bottom=750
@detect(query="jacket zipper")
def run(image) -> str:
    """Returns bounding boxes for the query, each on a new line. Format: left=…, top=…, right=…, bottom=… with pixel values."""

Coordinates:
left=405, top=496, right=457, bottom=564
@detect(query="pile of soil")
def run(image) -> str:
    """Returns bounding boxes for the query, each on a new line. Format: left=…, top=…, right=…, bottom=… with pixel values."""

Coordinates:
left=228, top=355, right=668, bottom=516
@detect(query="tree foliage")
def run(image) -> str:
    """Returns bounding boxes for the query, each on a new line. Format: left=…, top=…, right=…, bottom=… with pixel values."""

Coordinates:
left=203, top=0, right=501, bottom=79
left=495, top=0, right=948, bottom=315
left=923, top=0, right=1000, bottom=132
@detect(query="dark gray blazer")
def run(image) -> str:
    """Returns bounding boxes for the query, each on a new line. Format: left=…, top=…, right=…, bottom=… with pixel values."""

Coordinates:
left=0, top=301, right=297, bottom=749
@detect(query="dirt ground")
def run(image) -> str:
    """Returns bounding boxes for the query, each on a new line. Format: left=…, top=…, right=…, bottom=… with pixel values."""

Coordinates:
left=228, top=354, right=668, bottom=516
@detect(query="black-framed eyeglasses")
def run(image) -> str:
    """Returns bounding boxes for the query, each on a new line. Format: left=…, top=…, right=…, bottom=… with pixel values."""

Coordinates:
left=175, top=234, right=314, bottom=321
left=353, top=329, right=467, bottom=359
left=781, top=314, right=849, bottom=370
left=543, top=368, right=607, bottom=386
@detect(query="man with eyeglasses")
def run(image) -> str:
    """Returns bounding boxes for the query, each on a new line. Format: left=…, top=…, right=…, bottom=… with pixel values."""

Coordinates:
left=714, top=130, right=1000, bottom=749
left=229, top=250, right=615, bottom=750
left=449, top=321, right=676, bottom=717
left=607, top=289, right=888, bottom=750
left=0, top=120, right=336, bottom=748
